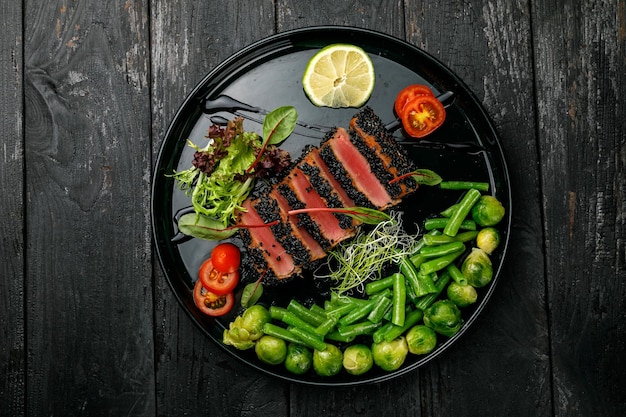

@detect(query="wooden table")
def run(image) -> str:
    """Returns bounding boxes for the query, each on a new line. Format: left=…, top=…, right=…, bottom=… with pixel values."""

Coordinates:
left=2, top=1, right=624, bottom=416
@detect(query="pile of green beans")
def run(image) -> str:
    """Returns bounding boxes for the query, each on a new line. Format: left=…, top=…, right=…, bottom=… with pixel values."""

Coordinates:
left=254, top=183, right=506, bottom=376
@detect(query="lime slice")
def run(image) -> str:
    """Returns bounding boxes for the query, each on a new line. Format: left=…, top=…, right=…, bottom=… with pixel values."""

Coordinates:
left=302, top=44, right=375, bottom=108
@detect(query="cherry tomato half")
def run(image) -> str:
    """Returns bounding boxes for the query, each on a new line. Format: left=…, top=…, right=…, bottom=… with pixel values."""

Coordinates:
left=400, top=95, right=446, bottom=138
left=394, top=84, right=434, bottom=116
left=193, top=279, right=235, bottom=316
left=199, top=258, right=239, bottom=295
left=210, top=242, right=241, bottom=273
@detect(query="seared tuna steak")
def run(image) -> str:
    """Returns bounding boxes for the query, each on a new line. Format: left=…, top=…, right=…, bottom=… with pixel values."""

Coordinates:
left=237, top=107, right=419, bottom=283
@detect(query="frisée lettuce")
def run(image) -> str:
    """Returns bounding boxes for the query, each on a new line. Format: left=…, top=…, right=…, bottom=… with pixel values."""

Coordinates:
left=170, top=108, right=296, bottom=233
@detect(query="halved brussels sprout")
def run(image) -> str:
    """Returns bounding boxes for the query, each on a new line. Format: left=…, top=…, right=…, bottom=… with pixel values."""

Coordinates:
left=476, top=227, right=501, bottom=254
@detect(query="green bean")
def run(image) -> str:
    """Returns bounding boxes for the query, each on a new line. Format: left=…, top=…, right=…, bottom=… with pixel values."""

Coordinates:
left=409, top=252, right=428, bottom=268
left=314, top=313, right=339, bottom=337
left=372, top=321, right=396, bottom=344
left=424, top=217, right=477, bottom=231
left=453, top=230, right=479, bottom=242
left=423, top=233, right=457, bottom=245
left=324, top=302, right=356, bottom=318
left=409, top=229, right=442, bottom=257
left=330, top=293, right=368, bottom=307
left=367, top=295, right=393, bottom=323
left=440, top=181, right=490, bottom=192
left=280, top=311, right=319, bottom=335
left=414, top=272, right=452, bottom=311
left=419, top=241, right=466, bottom=258
left=419, top=249, right=465, bottom=276
left=440, top=203, right=460, bottom=218
left=443, top=188, right=482, bottom=236
left=365, top=274, right=395, bottom=295
left=287, top=299, right=326, bottom=327
left=338, top=298, right=377, bottom=327
left=325, top=330, right=355, bottom=343
left=392, top=272, right=406, bottom=327
left=309, top=303, right=327, bottom=318
left=262, top=323, right=303, bottom=345
left=401, top=257, right=437, bottom=297
left=446, top=263, right=468, bottom=286
left=337, top=320, right=381, bottom=339
left=288, top=326, right=327, bottom=351
left=269, top=306, right=288, bottom=321
left=383, top=309, right=424, bottom=343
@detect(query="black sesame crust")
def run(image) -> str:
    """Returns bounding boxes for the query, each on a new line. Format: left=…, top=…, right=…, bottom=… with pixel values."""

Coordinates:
left=253, top=198, right=312, bottom=265
left=298, top=161, right=354, bottom=230
left=351, top=106, right=419, bottom=191
left=317, top=144, right=374, bottom=208
left=347, top=129, right=403, bottom=198
left=277, top=183, right=331, bottom=250
left=238, top=228, right=291, bottom=286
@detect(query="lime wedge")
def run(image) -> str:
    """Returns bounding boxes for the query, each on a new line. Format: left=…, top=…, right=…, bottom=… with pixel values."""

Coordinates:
left=302, top=44, right=375, bottom=108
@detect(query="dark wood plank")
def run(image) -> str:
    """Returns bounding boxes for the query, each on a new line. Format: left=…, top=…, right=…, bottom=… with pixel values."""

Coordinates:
left=149, top=2, right=291, bottom=416
left=405, top=1, right=552, bottom=416
left=23, top=2, right=155, bottom=415
left=532, top=1, right=626, bottom=415
left=0, top=1, right=25, bottom=415
left=277, top=0, right=405, bottom=36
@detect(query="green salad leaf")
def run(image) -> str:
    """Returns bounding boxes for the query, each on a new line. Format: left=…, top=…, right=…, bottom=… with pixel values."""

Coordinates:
left=170, top=109, right=296, bottom=239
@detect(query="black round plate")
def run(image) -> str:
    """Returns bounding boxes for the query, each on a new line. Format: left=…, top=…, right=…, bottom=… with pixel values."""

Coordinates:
left=152, top=26, right=511, bottom=386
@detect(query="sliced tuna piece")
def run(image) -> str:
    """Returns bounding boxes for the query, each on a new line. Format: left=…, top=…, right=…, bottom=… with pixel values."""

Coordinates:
left=326, top=127, right=394, bottom=208
left=349, top=107, right=419, bottom=197
left=284, top=166, right=356, bottom=246
left=253, top=197, right=313, bottom=266
left=270, top=188, right=326, bottom=262
left=238, top=199, right=297, bottom=280
left=277, top=182, right=331, bottom=250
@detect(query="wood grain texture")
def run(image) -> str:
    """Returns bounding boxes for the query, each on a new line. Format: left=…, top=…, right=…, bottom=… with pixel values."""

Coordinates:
left=149, top=1, right=290, bottom=416
left=276, top=0, right=404, bottom=36
left=23, top=1, right=154, bottom=415
left=0, top=1, right=25, bottom=416
left=2, top=0, right=623, bottom=415
left=406, top=1, right=552, bottom=415
left=532, top=0, right=626, bottom=415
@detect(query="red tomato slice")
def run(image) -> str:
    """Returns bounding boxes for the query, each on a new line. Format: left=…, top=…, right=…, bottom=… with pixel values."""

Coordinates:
left=199, top=258, right=239, bottom=295
left=394, top=84, right=434, bottom=116
left=193, top=280, right=235, bottom=316
left=210, top=242, right=241, bottom=273
left=400, top=95, right=446, bottom=138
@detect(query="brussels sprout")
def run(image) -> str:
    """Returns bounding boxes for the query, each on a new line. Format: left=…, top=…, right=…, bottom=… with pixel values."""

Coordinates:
left=371, top=337, right=409, bottom=371
left=476, top=227, right=501, bottom=254
left=405, top=325, right=437, bottom=355
left=313, top=344, right=343, bottom=377
left=461, top=248, right=493, bottom=288
left=223, top=304, right=271, bottom=350
left=423, top=300, right=463, bottom=337
left=284, top=343, right=312, bottom=375
left=447, top=281, right=478, bottom=307
left=471, top=195, right=505, bottom=227
left=342, top=344, right=374, bottom=375
left=255, top=335, right=287, bottom=365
